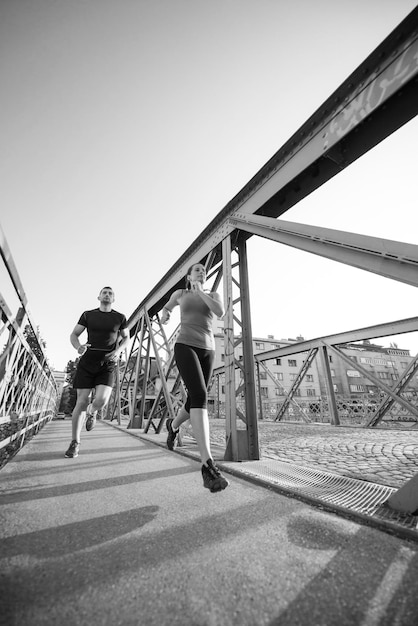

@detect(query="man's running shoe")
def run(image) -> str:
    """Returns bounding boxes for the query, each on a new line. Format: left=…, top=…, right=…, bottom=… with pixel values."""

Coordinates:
left=166, top=417, right=179, bottom=451
left=201, top=459, right=229, bottom=493
left=65, top=440, right=80, bottom=458
left=85, top=404, right=97, bottom=431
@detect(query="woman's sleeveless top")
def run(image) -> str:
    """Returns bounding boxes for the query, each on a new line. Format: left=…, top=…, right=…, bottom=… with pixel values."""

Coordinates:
left=176, top=290, right=215, bottom=350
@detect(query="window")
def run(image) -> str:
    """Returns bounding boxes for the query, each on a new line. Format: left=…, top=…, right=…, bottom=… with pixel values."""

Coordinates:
left=290, top=374, right=297, bottom=381
left=330, top=369, right=335, bottom=377
left=333, top=384, right=338, bottom=392
left=306, top=374, right=314, bottom=382
left=350, top=384, right=366, bottom=392
left=307, top=389, right=316, bottom=397
left=261, top=387, right=268, bottom=396
left=275, top=358, right=281, bottom=366
left=271, top=344, right=280, bottom=349
left=221, top=385, right=225, bottom=394
left=347, top=370, right=360, bottom=378
left=221, top=354, right=225, bottom=362
left=374, top=358, right=387, bottom=366
left=255, top=342, right=265, bottom=350
left=400, top=362, right=408, bottom=369
left=275, top=372, right=284, bottom=381
left=329, top=355, right=333, bottom=363
left=360, top=357, right=373, bottom=365
left=288, top=359, right=297, bottom=367
left=293, top=389, right=301, bottom=397
left=377, top=371, right=391, bottom=379
left=275, top=388, right=285, bottom=396
left=259, top=372, right=267, bottom=380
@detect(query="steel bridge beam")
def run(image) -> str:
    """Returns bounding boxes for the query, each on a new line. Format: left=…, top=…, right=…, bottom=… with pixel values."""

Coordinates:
left=127, top=8, right=418, bottom=330
left=254, top=317, right=418, bottom=362
left=229, top=215, right=418, bottom=287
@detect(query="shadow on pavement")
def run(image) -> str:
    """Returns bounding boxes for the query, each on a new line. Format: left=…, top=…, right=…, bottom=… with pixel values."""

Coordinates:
left=0, top=505, right=159, bottom=558
left=0, top=464, right=196, bottom=504
left=268, top=521, right=418, bottom=626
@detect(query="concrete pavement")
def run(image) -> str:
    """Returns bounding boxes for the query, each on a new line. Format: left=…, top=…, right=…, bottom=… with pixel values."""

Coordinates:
left=1, top=419, right=418, bottom=626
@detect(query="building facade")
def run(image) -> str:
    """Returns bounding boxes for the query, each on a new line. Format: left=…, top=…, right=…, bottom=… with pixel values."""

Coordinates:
left=208, top=325, right=417, bottom=422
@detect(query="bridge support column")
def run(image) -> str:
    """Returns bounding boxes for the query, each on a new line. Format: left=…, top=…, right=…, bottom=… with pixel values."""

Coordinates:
left=387, top=474, right=418, bottom=515
left=222, top=235, right=259, bottom=461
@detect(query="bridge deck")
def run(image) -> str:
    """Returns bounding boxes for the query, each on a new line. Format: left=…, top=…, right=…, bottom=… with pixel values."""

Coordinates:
left=1, top=420, right=418, bottom=626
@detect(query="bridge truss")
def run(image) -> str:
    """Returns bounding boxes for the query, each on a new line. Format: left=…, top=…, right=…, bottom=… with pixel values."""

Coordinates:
left=109, top=8, right=418, bottom=460
left=0, top=225, right=58, bottom=466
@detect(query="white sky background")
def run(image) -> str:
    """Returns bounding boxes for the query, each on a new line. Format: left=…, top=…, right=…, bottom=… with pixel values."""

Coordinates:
left=0, top=0, right=417, bottom=370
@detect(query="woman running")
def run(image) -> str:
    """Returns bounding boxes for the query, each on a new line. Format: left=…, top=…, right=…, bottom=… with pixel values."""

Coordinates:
left=160, top=263, right=229, bottom=493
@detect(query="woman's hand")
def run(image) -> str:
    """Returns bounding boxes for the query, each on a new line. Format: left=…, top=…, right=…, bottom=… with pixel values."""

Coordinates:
left=161, top=307, right=171, bottom=324
left=190, top=280, right=203, bottom=292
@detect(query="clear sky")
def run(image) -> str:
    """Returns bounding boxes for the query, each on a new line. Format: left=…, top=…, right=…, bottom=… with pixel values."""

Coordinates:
left=1, top=0, right=417, bottom=371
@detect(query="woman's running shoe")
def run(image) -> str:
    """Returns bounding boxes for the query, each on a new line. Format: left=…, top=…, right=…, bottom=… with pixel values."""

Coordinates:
left=201, top=459, right=229, bottom=492
left=166, top=418, right=179, bottom=450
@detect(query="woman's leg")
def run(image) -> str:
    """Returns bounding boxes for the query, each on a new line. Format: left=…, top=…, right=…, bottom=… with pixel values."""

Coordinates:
left=174, top=344, right=214, bottom=463
left=171, top=405, right=190, bottom=431
left=189, top=407, right=212, bottom=463
left=174, top=344, right=228, bottom=492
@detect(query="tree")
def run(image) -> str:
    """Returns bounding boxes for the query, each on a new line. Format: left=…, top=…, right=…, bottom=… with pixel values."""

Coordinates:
left=23, top=324, right=47, bottom=366
left=61, top=358, right=80, bottom=413
left=65, top=358, right=79, bottom=385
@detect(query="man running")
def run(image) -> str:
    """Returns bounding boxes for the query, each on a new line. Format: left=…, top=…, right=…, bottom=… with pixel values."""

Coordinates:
left=65, top=286, right=129, bottom=458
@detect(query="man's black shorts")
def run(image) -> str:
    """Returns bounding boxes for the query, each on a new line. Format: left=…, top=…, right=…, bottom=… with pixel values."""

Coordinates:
left=73, top=351, right=116, bottom=389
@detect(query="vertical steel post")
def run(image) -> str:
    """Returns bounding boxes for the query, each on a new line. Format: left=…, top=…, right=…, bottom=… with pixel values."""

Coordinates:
left=319, top=343, right=340, bottom=425
left=238, top=237, right=259, bottom=460
left=138, top=331, right=152, bottom=427
left=115, top=360, right=122, bottom=425
left=216, top=374, right=220, bottom=419
left=256, top=360, right=264, bottom=421
left=128, top=315, right=146, bottom=429
left=222, top=235, right=238, bottom=461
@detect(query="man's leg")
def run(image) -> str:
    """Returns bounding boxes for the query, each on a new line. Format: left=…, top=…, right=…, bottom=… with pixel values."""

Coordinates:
left=85, top=384, right=113, bottom=431
left=65, top=388, right=91, bottom=457
left=92, top=384, right=113, bottom=411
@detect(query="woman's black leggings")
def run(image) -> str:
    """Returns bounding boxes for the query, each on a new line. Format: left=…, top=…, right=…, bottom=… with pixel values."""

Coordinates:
left=174, top=343, right=215, bottom=412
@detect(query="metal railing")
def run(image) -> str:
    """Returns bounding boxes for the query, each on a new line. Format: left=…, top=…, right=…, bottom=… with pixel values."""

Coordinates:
left=0, top=224, right=58, bottom=467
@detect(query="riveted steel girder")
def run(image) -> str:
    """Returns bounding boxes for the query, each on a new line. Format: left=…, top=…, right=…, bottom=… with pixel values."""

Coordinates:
left=127, top=8, right=418, bottom=331
left=228, top=214, right=418, bottom=287
left=254, top=317, right=418, bottom=362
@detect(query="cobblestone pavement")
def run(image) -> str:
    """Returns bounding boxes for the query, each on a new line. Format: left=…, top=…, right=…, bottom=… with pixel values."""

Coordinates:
left=204, top=420, right=418, bottom=489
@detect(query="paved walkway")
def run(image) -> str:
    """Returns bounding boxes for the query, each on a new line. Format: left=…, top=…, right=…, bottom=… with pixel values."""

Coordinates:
left=1, top=419, right=418, bottom=626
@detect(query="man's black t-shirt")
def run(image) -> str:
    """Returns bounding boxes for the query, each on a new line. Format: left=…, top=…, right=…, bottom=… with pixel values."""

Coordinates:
left=77, top=309, right=127, bottom=351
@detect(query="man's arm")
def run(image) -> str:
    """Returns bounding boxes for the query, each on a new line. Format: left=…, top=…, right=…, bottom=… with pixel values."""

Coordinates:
left=106, top=327, right=130, bottom=361
left=70, top=324, right=90, bottom=356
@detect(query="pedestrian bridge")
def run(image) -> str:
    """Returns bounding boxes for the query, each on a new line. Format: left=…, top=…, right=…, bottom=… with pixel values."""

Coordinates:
left=1, top=10, right=418, bottom=624
left=1, top=418, right=418, bottom=626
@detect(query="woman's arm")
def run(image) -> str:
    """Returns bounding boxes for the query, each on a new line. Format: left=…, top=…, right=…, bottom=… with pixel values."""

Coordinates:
left=191, top=283, right=224, bottom=318
left=160, top=289, right=182, bottom=324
